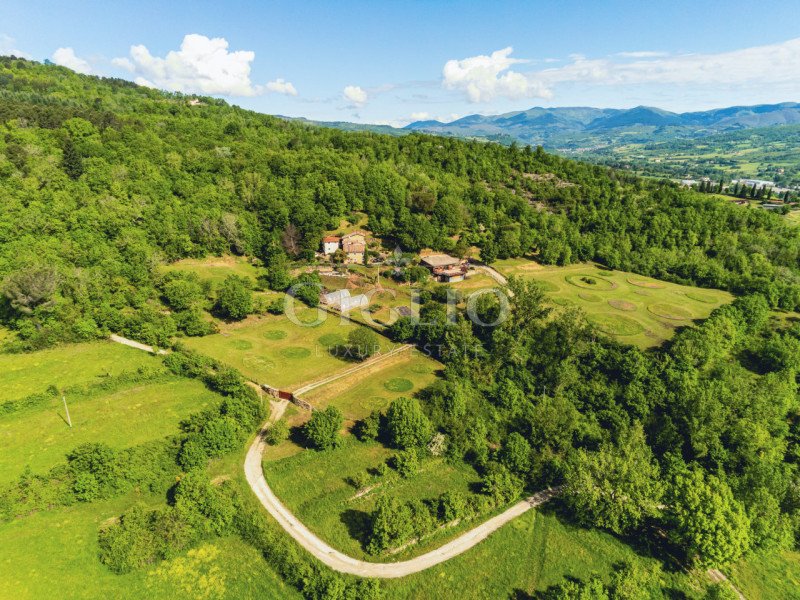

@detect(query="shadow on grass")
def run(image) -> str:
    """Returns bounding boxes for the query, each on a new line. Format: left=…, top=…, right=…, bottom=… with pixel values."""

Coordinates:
left=340, top=508, right=371, bottom=549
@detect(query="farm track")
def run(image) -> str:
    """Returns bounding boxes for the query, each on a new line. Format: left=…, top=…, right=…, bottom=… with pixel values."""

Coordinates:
left=291, top=343, right=413, bottom=396
left=245, top=397, right=562, bottom=578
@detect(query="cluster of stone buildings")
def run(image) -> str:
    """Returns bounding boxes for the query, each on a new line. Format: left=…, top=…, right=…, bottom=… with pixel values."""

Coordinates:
left=321, top=231, right=367, bottom=264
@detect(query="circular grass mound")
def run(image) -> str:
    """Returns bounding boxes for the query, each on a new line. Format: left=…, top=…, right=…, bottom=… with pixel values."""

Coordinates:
left=578, top=292, right=602, bottom=303
left=647, top=303, right=694, bottom=321
left=565, top=274, right=616, bottom=291
left=281, top=346, right=312, bottom=359
left=586, top=313, right=644, bottom=336
left=243, top=355, right=276, bottom=370
left=263, top=329, right=288, bottom=340
left=608, top=299, right=637, bottom=312
left=384, top=378, right=414, bottom=393
left=627, top=278, right=665, bottom=289
left=685, top=291, right=719, bottom=304
left=230, top=339, right=253, bottom=350
left=318, top=333, right=346, bottom=347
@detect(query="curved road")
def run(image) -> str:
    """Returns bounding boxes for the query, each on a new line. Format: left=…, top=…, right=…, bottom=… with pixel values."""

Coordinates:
left=244, top=400, right=561, bottom=578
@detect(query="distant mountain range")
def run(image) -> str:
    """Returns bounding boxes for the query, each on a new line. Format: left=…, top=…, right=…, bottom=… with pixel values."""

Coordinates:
left=402, top=102, right=800, bottom=149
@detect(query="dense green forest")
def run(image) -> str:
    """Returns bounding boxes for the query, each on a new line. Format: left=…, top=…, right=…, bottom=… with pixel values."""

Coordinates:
left=2, top=57, right=800, bottom=351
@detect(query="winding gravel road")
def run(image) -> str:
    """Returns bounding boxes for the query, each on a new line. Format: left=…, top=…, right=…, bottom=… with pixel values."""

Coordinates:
left=244, top=398, right=561, bottom=578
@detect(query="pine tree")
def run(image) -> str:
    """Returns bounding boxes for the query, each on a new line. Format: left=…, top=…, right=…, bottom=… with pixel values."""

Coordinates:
left=61, top=137, right=83, bottom=180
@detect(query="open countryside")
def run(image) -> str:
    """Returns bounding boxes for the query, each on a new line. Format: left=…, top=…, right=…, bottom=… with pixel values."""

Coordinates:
left=4, top=4, right=800, bottom=599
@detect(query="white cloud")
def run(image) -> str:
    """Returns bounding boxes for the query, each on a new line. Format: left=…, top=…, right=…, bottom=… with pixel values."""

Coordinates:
left=343, top=85, right=368, bottom=107
left=52, top=47, right=92, bottom=74
left=113, top=34, right=295, bottom=97
left=410, top=111, right=431, bottom=121
left=0, top=34, right=29, bottom=58
left=442, top=46, right=551, bottom=103
left=265, top=78, right=298, bottom=96
left=532, top=37, right=800, bottom=93
left=615, top=51, right=669, bottom=58
left=441, top=39, right=800, bottom=106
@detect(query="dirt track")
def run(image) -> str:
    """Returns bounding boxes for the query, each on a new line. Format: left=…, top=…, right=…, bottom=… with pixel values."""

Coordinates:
left=244, top=398, right=561, bottom=578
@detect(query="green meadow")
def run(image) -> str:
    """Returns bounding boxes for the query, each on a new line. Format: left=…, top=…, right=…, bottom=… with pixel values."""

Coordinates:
left=0, top=341, right=158, bottom=403
left=183, top=308, right=397, bottom=390
left=0, top=376, right=220, bottom=485
left=493, top=259, right=733, bottom=348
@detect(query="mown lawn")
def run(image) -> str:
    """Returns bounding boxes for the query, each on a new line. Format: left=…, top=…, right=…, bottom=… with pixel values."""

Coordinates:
left=263, top=437, right=481, bottom=561
left=492, top=259, right=733, bottom=348
left=0, top=377, right=220, bottom=484
left=183, top=308, right=397, bottom=390
left=298, top=349, right=441, bottom=423
left=0, top=340, right=158, bottom=403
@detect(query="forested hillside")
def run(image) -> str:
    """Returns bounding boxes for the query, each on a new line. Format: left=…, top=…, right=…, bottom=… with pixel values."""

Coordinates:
left=2, top=56, right=800, bottom=351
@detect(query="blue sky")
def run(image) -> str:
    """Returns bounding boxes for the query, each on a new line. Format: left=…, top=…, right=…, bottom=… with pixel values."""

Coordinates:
left=3, top=0, right=800, bottom=125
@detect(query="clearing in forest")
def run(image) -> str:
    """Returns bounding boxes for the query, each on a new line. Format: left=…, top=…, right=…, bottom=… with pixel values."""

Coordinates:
left=492, top=259, right=733, bottom=348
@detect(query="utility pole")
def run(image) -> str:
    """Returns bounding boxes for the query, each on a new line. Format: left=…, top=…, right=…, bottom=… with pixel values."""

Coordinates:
left=62, top=395, right=72, bottom=428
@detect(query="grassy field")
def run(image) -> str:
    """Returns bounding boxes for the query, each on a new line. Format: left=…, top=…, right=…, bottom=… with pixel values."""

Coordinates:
left=492, top=259, right=733, bottom=348
left=298, top=349, right=440, bottom=424
left=383, top=507, right=704, bottom=599
left=183, top=309, right=397, bottom=390
left=0, top=490, right=298, bottom=600
left=728, top=551, right=800, bottom=600
left=0, top=341, right=158, bottom=403
left=263, top=437, right=481, bottom=561
left=0, top=376, right=221, bottom=484
left=161, top=255, right=261, bottom=287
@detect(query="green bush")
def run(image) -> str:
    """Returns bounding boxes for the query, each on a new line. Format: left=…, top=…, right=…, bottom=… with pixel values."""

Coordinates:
left=98, top=505, right=162, bottom=574
left=214, top=275, right=253, bottom=320
left=264, top=419, right=289, bottom=445
left=66, top=442, right=122, bottom=498
left=391, top=448, right=420, bottom=478
left=303, top=406, right=343, bottom=450
left=385, top=397, right=431, bottom=449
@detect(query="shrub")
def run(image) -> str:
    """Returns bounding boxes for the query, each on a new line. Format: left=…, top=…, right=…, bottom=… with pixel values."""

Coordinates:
left=348, top=327, right=379, bottom=361
left=161, top=276, right=205, bottom=311
left=220, top=388, right=267, bottom=431
left=266, top=297, right=286, bottom=315
left=367, top=496, right=414, bottom=554
left=388, top=315, right=416, bottom=342
left=178, top=437, right=209, bottom=471
left=198, top=416, right=244, bottom=457
left=72, top=472, right=100, bottom=502
left=392, top=448, right=420, bottom=478
left=173, top=471, right=237, bottom=536
left=439, top=491, right=468, bottom=522
left=174, top=309, right=216, bottom=336
left=66, top=443, right=122, bottom=498
left=354, top=410, right=381, bottom=441
left=205, top=365, right=245, bottom=395
left=98, top=505, right=161, bottom=574
left=385, top=397, right=431, bottom=449
left=303, top=406, right=343, bottom=450
left=214, top=275, right=253, bottom=320
left=481, top=462, right=523, bottom=505
left=264, top=419, right=289, bottom=445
